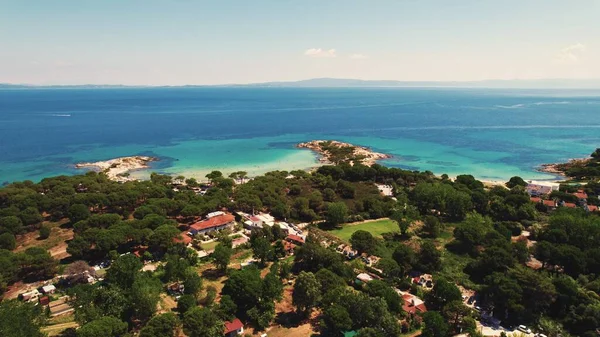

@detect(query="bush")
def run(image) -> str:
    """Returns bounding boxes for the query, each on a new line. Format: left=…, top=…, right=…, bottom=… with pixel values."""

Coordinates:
left=39, top=225, right=51, bottom=240
left=0, top=233, right=16, bottom=250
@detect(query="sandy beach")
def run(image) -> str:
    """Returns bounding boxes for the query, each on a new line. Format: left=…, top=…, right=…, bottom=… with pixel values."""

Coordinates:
left=75, top=156, right=158, bottom=182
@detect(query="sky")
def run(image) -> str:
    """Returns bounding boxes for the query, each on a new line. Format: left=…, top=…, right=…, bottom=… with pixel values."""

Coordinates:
left=1, top=0, right=599, bottom=85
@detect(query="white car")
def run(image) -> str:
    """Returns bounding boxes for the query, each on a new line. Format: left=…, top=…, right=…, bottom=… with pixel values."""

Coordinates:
left=518, top=325, right=532, bottom=334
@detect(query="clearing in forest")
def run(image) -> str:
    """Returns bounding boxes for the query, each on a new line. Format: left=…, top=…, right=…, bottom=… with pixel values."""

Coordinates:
left=328, top=219, right=398, bottom=241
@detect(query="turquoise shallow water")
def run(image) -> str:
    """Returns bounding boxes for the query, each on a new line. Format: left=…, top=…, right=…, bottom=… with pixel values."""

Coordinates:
left=1, top=87, right=599, bottom=184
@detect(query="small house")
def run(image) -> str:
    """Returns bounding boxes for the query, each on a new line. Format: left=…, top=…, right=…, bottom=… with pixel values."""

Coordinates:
left=285, top=234, right=305, bottom=246
left=39, top=296, right=50, bottom=306
left=283, top=240, right=297, bottom=256
left=356, top=273, right=374, bottom=283
left=224, top=318, right=244, bottom=337
left=586, top=204, right=599, bottom=213
left=41, top=284, right=56, bottom=294
left=173, top=233, right=193, bottom=246
left=573, top=190, right=588, bottom=201
left=20, top=289, right=40, bottom=303
left=542, top=199, right=557, bottom=210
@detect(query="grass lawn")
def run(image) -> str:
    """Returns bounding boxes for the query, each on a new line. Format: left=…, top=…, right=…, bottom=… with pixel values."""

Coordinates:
left=201, top=240, right=219, bottom=251
left=328, top=219, right=398, bottom=242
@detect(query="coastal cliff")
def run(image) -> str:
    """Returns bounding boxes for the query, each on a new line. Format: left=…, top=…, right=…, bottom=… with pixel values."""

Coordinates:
left=75, top=156, right=157, bottom=182
left=297, top=140, right=390, bottom=166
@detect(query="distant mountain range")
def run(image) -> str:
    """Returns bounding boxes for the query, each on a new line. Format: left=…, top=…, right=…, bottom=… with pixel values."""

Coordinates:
left=2, top=78, right=600, bottom=89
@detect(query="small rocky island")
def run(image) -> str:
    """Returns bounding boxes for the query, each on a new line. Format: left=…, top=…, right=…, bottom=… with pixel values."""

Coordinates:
left=297, top=140, right=391, bottom=166
left=75, top=156, right=158, bottom=182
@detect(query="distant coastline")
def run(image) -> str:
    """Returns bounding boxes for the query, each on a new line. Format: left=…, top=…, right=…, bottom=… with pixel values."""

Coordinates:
left=3, top=77, right=600, bottom=89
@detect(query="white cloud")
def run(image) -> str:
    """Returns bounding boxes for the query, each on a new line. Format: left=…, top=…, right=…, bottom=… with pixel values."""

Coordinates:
left=555, top=43, right=586, bottom=63
left=349, top=53, right=367, bottom=59
left=304, top=48, right=337, bottom=58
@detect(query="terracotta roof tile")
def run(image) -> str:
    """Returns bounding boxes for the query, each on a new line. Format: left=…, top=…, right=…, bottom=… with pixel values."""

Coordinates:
left=224, top=318, right=243, bottom=334
left=190, top=214, right=235, bottom=231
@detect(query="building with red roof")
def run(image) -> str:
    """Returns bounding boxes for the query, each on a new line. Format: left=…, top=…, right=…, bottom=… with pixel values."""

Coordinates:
left=39, top=296, right=50, bottom=306
left=283, top=240, right=297, bottom=255
left=401, top=294, right=427, bottom=315
left=586, top=205, right=599, bottom=213
left=285, top=234, right=305, bottom=245
left=190, top=214, right=236, bottom=235
left=224, top=318, right=244, bottom=337
left=573, top=190, right=588, bottom=201
left=530, top=197, right=542, bottom=204
left=542, top=200, right=557, bottom=209
left=173, top=234, right=193, bottom=245
left=563, top=202, right=577, bottom=208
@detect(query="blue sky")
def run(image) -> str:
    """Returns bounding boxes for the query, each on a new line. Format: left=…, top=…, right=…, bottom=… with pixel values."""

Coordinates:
left=1, top=0, right=598, bottom=85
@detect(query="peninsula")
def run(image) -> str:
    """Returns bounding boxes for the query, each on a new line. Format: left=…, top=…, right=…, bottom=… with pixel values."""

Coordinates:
left=75, top=156, right=158, bottom=181
left=539, top=148, right=600, bottom=180
left=297, top=140, right=391, bottom=166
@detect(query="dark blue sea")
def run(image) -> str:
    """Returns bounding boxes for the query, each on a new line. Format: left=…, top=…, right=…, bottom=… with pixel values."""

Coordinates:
left=1, top=87, right=599, bottom=183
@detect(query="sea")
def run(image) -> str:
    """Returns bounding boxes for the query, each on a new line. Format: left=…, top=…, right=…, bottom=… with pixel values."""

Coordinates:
left=1, top=87, right=600, bottom=185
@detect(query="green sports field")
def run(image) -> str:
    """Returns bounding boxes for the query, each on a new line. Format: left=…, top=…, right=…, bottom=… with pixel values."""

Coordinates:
left=328, top=219, right=398, bottom=241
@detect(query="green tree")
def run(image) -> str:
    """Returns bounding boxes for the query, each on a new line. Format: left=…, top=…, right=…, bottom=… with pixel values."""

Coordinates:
left=205, top=171, right=223, bottom=183
left=506, top=176, right=527, bottom=189
left=106, top=254, right=143, bottom=289
left=315, top=268, right=346, bottom=294
left=247, top=300, right=275, bottom=330
left=252, top=236, right=273, bottom=266
left=0, top=300, right=45, bottom=337
left=442, top=300, right=471, bottom=332
left=177, top=294, right=197, bottom=314
left=293, top=271, right=321, bottom=316
left=183, top=307, right=224, bottom=337
left=149, top=224, right=179, bottom=252
left=418, top=240, right=442, bottom=272
left=263, top=271, right=284, bottom=301
left=77, top=316, right=128, bottom=337
left=0, top=233, right=16, bottom=250
left=139, top=313, right=180, bottom=337
left=212, top=242, right=233, bottom=273
left=215, top=295, right=237, bottom=321
left=365, top=280, right=403, bottom=313
left=222, top=267, right=263, bottom=312
left=422, top=215, right=442, bottom=238
left=427, top=278, right=462, bottom=310
left=38, top=225, right=51, bottom=239
left=68, top=204, right=91, bottom=223
left=183, top=269, right=203, bottom=297
left=323, top=304, right=352, bottom=335
left=350, top=230, right=377, bottom=254
left=0, top=216, right=24, bottom=234
left=421, top=311, right=449, bottom=337
left=131, top=273, right=162, bottom=321
left=326, top=202, right=348, bottom=227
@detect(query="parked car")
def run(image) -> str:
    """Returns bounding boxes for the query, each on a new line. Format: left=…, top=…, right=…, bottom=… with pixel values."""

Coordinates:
left=518, top=325, right=532, bottom=334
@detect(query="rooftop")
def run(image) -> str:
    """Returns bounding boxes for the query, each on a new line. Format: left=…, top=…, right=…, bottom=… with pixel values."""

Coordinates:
left=224, top=318, right=243, bottom=334
left=190, top=214, right=235, bottom=231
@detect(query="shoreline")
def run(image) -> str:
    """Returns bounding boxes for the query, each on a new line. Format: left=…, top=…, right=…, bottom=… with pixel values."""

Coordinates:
left=75, top=156, right=158, bottom=182
left=537, top=157, right=591, bottom=177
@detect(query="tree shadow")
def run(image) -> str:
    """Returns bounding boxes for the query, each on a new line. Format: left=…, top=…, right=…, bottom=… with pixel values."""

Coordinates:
left=200, top=268, right=223, bottom=281
left=274, top=311, right=303, bottom=328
